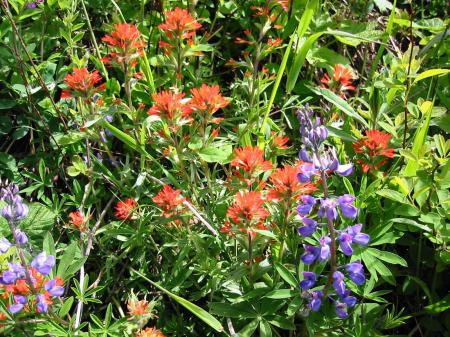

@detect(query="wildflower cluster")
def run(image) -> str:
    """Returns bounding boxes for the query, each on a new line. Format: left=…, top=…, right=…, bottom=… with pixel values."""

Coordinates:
left=152, top=185, right=187, bottom=225
left=320, top=64, right=356, bottom=98
left=102, top=23, right=146, bottom=77
left=352, top=130, right=395, bottom=173
left=295, top=106, right=370, bottom=318
left=0, top=184, right=63, bottom=318
left=61, top=68, right=105, bottom=101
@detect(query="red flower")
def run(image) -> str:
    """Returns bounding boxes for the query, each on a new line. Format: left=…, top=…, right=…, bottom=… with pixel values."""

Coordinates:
left=127, top=299, right=149, bottom=316
left=231, top=146, right=272, bottom=175
left=62, top=68, right=105, bottom=99
left=114, top=198, right=138, bottom=220
left=148, top=91, right=193, bottom=124
left=272, top=133, right=289, bottom=149
left=320, top=64, right=355, bottom=97
left=274, top=0, right=289, bottom=11
left=267, top=165, right=317, bottom=201
left=353, top=130, right=395, bottom=173
left=152, top=185, right=186, bottom=218
left=226, top=191, right=269, bottom=237
left=267, top=37, right=283, bottom=49
left=69, top=211, right=87, bottom=231
left=159, top=7, right=201, bottom=40
left=102, top=23, right=146, bottom=68
left=190, top=84, right=229, bottom=116
left=136, top=327, right=166, bottom=337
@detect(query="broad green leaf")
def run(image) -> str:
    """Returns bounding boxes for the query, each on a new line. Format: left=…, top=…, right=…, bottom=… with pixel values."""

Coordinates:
left=376, top=189, right=407, bottom=203
left=424, top=293, right=450, bottom=314
left=264, top=289, right=297, bottom=299
left=274, top=263, right=298, bottom=288
left=209, top=302, right=258, bottom=318
left=286, top=0, right=319, bottom=92
left=259, top=320, right=272, bottom=337
left=367, top=248, right=408, bottom=266
left=413, top=68, right=450, bottom=84
left=309, top=87, right=369, bottom=126
left=198, top=144, right=233, bottom=164
left=403, top=100, right=433, bottom=176
left=131, top=268, right=224, bottom=332
left=59, top=296, right=74, bottom=318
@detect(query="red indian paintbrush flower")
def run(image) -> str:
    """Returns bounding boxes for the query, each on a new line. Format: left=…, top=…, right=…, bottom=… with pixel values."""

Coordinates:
left=136, top=327, right=166, bottom=337
left=148, top=91, right=193, bottom=124
left=68, top=211, right=87, bottom=231
left=231, top=146, right=272, bottom=175
left=114, top=198, right=138, bottom=220
left=267, top=165, right=317, bottom=202
left=152, top=185, right=186, bottom=219
left=190, top=84, right=229, bottom=116
left=225, top=191, right=269, bottom=237
left=102, top=23, right=146, bottom=68
left=127, top=299, right=149, bottom=317
left=353, top=130, right=395, bottom=173
left=61, top=68, right=105, bottom=99
left=320, top=64, right=355, bottom=97
left=159, top=7, right=201, bottom=40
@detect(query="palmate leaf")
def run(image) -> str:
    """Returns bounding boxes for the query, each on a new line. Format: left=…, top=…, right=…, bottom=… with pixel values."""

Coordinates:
left=131, top=268, right=224, bottom=333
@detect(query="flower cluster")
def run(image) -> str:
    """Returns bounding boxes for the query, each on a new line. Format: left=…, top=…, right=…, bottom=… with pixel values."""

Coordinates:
left=352, top=130, right=395, bottom=173
left=102, top=23, right=146, bottom=75
left=115, top=198, right=138, bottom=220
left=158, top=7, right=202, bottom=64
left=222, top=191, right=269, bottom=237
left=0, top=185, right=63, bottom=317
left=61, top=68, right=105, bottom=101
left=136, top=327, right=166, bottom=337
left=152, top=185, right=187, bottom=224
left=294, top=107, right=370, bottom=318
left=320, top=64, right=356, bottom=98
left=148, top=85, right=228, bottom=135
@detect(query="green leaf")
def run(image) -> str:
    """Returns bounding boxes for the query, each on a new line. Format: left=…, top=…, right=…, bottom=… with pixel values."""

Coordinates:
left=264, top=289, right=297, bottom=299
left=56, top=241, right=79, bottom=279
left=131, top=268, right=224, bottom=332
left=376, top=189, right=407, bottom=203
left=274, top=263, right=298, bottom=288
left=403, top=100, right=433, bottom=177
left=259, top=320, right=272, bottom=337
left=424, top=293, right=450, bottom=315
left=59, top=296, right=74, bottom=318
left=366, top=248, right=408, bottom=266
left=308, top=87, right=369, bottom=126
left=209, top=302, right=258, bottom=318
left=413, top=68, right=450, bottom=84
left=198, top=143, right=233, bottom=164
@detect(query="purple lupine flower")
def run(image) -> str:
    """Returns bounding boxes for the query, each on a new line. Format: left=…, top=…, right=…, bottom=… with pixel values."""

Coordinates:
left=337, top=194, right=358, bottom=220
left=15, top=200, right=29, bottom=220
left=1, top=263, right=26, bottom=284
left=104, top=115, right=113, bottom=123
left=335, top=301, right=348, bottom=319
left=309, top=290, right=323, bottom=311
left=1, top=205, right=14, bottom=221
left=299, top=272, right=317, bottom=290
left=14, top=295, right=28, bottom=305
left=332, top=271, right=346, bottom=297
left=338, top=232, right=354, bottom=256
left=298, top=148, right=312, bottom=162
left=347, top=224, right=370, bottom=245
left=335, top=163, right=353, bottom=176
left=9, top=303, right=24, bottom=314
left=318, top=236, right=331, bottom=262
left=0, top=238, right=12, bottom=253
left=31, top=252, right=55, bottom=275
left=346, top=261, right=366, bottom=285
left=297, top=217, right=317, bottom=237
left=36, top=294, right=48, bottom=313
left=44, top=279, right=64, bottom=297
left=341, top=291, right=357, bottom=308
left=317, top=198, right=338, bottom=221
left=301, top=245, right=320, bottom=265
left=14, top=229, right=28, bottom=245
left=297, top=162, right=318, bottom=182
left=297, top=195, right=316, bottom=215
